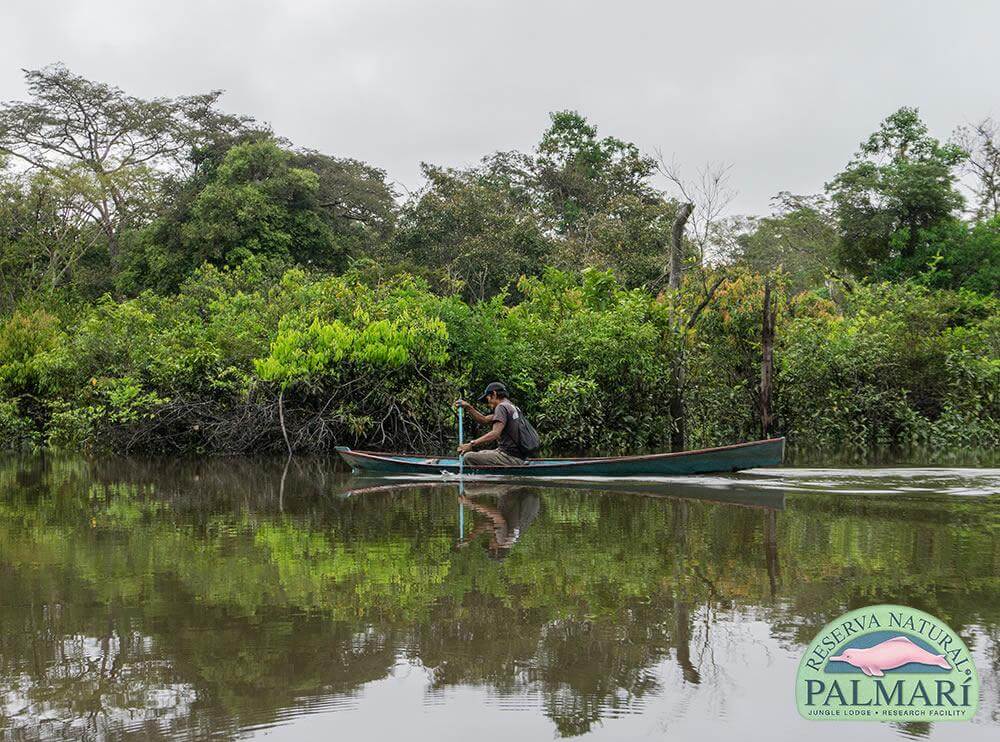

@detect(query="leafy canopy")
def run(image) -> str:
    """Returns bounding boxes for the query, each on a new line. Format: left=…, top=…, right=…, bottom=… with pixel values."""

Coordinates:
left=827, top=107, right=967, bottom=276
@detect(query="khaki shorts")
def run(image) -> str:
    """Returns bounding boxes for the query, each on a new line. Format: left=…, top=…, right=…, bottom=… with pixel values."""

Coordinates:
left=462, top=449, right=524, bottom=467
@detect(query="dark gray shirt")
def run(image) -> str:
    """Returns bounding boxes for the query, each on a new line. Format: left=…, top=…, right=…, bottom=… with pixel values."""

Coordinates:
left=492, top=400, right=522, bottom=457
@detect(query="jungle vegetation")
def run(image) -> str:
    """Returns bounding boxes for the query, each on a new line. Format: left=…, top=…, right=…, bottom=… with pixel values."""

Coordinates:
left=0, top=65, right=997, bottom=455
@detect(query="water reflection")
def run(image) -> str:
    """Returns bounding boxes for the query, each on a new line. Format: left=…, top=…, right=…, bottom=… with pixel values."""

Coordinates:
left=0, top=456, right=997, bottom=740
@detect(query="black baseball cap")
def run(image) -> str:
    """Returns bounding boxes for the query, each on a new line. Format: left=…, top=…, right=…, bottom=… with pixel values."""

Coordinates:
left=477, top=381, right=508, bottom=401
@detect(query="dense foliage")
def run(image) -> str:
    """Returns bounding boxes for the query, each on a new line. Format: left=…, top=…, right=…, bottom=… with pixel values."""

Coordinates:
left=0, top=264, right=995, bottom=454
left=0, top=66, right=997, bottom=455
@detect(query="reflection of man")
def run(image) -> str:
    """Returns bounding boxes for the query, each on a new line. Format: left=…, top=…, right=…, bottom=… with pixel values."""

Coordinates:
left=456, top=487, right=540, bottom=560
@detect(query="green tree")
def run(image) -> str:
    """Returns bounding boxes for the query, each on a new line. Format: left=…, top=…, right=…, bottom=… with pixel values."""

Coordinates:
left=536, top=112, right=674, bottom=288
left=394, top=112, right=674, bottom=295
left=897, top=215, right=1000, bottom=294
left=115, top=127, right=275, bottom=294
left=827, top=107, right=967, bottom=277
left=121, top=141, right=396, bottom=293
left=181, top=139, right=340, bottom=269
left=535, top=110, right=659, bottom=233
left=0, top=64, right=249, bottom=266
left=736, top=192, right=839, bottom=292
left=394, top=160, right=550, bottom=301
left=0, top=169, right=107, bottom=308
left=291, top=150, right=397, bottom=255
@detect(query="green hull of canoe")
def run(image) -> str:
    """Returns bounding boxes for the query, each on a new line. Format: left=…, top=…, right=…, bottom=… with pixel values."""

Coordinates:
left=335, top=437, right=784, bottom=477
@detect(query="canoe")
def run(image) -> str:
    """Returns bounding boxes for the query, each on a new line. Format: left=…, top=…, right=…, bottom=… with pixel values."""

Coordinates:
left=335, top=437, right=784, bottom=478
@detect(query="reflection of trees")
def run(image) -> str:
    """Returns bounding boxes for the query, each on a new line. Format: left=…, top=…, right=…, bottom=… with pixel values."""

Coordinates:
left=0, top=565, right=195, bottom=739
left=414, top=592, right=674, bottom=737
left=986, top=626, right=1000, bottom=725
left=764, top=509, right=780, bottom=597
left=534, top=609, right=669, bottom=736
left=0, top=456, right=997, bottom=737
left=0, top=563, right=399, bottom=739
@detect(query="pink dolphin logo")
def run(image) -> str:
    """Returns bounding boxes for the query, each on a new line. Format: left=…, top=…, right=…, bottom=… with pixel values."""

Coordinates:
left=828, top=636, right=951, bottom=677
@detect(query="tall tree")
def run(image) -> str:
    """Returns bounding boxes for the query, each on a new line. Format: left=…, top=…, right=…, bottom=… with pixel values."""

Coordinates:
left=291, top=150, right=397, bottom=255
left=736, top=192, right=839, bottom=292
left=0, top=170, right=104, bottom=308
left=826, top=107, right=966, bottom=277
left=181, top=139, right=338, bottom=269
left=0, top=64, right=250, bottom=265
left=657, top=156, right=739, bottom=450
left=535, top=110, right=659, bottom=234
left=534, top=111, right=673, bottom=287
left=954, top=118, right=1000, bottom=221
left=394, top=159, right=549, bottom=301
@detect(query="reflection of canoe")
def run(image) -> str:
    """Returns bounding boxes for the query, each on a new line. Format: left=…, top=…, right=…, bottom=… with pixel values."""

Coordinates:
left=336, top=437, right=784, bottom=477
left=343, top=477, right=785, bottom=511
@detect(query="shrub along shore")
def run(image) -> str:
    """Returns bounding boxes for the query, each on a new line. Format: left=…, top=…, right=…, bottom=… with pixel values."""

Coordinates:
left=1, top=261, right=996, bottom=455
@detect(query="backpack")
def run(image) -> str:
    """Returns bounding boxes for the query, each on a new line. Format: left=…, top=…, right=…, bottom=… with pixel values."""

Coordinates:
left=512, top=405, right=541, bottom=458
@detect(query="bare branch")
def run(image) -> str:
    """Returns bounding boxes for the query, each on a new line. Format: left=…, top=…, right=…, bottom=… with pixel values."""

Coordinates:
left=954, top=118, right=1000, bottom=220
left=687, top=273, right=728, bottom=329
left=655, top=152, right=739, bottom=264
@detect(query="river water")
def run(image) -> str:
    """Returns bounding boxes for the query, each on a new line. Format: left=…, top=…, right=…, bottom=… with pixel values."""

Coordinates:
left=0, top=456, right=997, bottom=740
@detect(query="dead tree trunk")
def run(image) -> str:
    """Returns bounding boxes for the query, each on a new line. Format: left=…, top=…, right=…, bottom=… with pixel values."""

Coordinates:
left=760, top=278, right=777, bottom=438
left=667, top=202, right=696, bottom=450
left=669, top=202, right=695, bottom=290
left=669, top=359, right=686, bottom=451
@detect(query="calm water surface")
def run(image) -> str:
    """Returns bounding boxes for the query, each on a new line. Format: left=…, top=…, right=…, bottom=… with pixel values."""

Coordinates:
left=0, top=456, right=998, bottom=740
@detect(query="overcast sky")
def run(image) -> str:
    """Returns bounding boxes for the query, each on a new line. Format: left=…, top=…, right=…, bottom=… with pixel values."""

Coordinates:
left=2, top=0, right=997, bottom=215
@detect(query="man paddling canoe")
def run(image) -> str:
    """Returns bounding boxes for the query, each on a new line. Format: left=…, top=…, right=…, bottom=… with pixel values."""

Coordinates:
left=455, top=382, right=540, bottom=466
